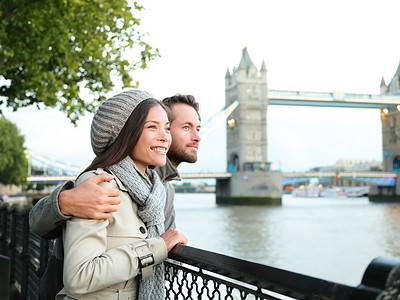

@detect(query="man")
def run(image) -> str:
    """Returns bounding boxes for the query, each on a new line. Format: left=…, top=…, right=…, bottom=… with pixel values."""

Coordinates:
left=29, top=94, right=201, bottom=298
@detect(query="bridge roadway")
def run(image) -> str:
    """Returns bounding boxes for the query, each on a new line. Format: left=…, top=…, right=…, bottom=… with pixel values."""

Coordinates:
left=268, top=89, right=400, bottom=108
left=27, top=172, right=233, bottom=184
left=27, top=171, right=397, bottom=185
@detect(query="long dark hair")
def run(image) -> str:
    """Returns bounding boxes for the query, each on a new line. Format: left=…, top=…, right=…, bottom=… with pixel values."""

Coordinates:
left=84, top=99, right=170, bottom=172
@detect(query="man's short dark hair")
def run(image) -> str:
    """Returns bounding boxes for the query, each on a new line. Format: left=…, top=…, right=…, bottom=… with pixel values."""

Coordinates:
left=162, top=94, right=200, bottom=119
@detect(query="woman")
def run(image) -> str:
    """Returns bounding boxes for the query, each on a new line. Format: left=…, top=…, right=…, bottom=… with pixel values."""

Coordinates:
left=57, top=90, right=187, bottom=300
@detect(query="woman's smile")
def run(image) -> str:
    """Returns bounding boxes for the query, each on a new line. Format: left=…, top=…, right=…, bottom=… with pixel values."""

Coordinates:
left=150, top=146, right=168, bottom=154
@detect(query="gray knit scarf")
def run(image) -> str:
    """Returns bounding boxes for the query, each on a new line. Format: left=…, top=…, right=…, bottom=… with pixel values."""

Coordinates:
left=108, top=156, right=166, bottom=300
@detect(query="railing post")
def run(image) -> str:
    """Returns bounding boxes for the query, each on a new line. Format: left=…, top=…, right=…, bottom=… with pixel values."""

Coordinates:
left=5, top=205, right=16, bottom=286
left=27, top=231, right=49, bottom=300
left=14, top=205, right=31, bottom=300
left=361, top=257, right=400, bottom=290
left=0, top=203, right=8, bottom=256
left=353, top=256, right=400, bottom=300
left=0, top=255, right=10, bottom=300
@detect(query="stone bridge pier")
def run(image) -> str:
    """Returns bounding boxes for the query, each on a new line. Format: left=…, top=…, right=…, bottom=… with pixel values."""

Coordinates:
left=216, top=171, right=282, bottom=205
left=216, top=48, right=282, bottom=205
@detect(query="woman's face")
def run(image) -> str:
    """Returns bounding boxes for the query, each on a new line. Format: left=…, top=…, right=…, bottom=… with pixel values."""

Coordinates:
left=131, top=104, right=171, bottom=173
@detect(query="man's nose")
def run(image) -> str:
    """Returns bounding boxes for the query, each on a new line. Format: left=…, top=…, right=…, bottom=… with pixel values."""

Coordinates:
left=192, top=130, right=200, bottom=142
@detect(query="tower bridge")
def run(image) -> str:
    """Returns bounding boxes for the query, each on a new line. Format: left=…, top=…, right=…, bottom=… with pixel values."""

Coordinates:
left=27, top=48, right=400, bottom=203
left=218, top=48, right=400, bottom=204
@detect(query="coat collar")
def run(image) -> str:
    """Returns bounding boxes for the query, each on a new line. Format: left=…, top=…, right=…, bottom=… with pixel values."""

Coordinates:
left=155, top=158, right=180, bottom=183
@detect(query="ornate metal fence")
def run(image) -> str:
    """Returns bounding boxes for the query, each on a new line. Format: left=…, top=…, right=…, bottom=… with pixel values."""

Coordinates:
left=165, top=245, right=400, bottom=300
left=0, top=201, right=399, bottom=300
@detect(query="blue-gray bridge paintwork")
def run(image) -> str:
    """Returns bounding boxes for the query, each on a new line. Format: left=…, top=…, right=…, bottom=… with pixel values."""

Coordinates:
left=268, top=90, right=400, bottom=108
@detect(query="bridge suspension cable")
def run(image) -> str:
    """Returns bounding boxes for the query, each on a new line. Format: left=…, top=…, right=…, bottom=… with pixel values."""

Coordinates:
left=200, top=100, right=239, bottom=137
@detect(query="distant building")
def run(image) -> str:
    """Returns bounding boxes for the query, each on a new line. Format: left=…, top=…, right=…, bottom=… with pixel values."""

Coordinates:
left=0, top=184, right=22, bottom=195
left=172, top=182, right=215, bottom=193
left=309, top=159, right=382, bottom=172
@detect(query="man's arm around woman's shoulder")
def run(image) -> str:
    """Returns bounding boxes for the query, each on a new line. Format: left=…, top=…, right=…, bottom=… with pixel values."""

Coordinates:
left=29, top=173, right=120, bottom=239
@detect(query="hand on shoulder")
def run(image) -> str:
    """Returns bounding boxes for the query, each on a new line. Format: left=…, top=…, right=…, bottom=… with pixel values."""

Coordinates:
left=59, top=173, right=121, bottom=220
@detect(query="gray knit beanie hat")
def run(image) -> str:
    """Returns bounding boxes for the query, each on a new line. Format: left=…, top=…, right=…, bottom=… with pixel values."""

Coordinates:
left=91, top=89, right=154, bottom=155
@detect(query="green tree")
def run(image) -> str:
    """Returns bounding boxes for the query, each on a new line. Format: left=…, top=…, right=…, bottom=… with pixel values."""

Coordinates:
left=0, top=117, right=28, bottom=185
left=0, top=1, right=158, bottom=123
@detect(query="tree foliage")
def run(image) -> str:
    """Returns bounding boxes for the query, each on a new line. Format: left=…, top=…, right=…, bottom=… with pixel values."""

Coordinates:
left=0, top=1, right=159, bottom=123
left=0, top=117, right=28, bottom=185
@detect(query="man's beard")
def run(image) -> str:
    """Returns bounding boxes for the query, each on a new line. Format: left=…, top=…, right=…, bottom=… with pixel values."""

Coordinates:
left=167, top=144, right=197, bottom=165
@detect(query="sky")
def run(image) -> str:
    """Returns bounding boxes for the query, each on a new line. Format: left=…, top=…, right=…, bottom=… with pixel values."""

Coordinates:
left=4, top=0, right=400, bottom=173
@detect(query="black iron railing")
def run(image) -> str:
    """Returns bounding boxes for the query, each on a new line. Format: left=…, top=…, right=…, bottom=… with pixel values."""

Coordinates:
left=166, top=246, right=400, bottom=300
left=0, top=201, right=399, bottom=300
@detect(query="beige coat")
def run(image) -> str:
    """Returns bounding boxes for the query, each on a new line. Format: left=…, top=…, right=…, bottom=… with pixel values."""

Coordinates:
left=56, top=169, right=167, bottom=300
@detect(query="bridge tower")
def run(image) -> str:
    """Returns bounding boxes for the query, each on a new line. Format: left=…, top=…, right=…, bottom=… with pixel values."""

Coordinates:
left=225, top=47, right=268, bottom=172
left=216, top=48, right=282, bottom=205
left=370, top=65, right=400, bottom=201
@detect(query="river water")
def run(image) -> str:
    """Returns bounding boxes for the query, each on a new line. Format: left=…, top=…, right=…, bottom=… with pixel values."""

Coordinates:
left=174, top=193, right=400, bottom=286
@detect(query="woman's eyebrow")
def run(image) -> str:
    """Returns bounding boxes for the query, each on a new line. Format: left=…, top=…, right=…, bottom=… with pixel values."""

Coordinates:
left=145, top=120, right=170, bottom=125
